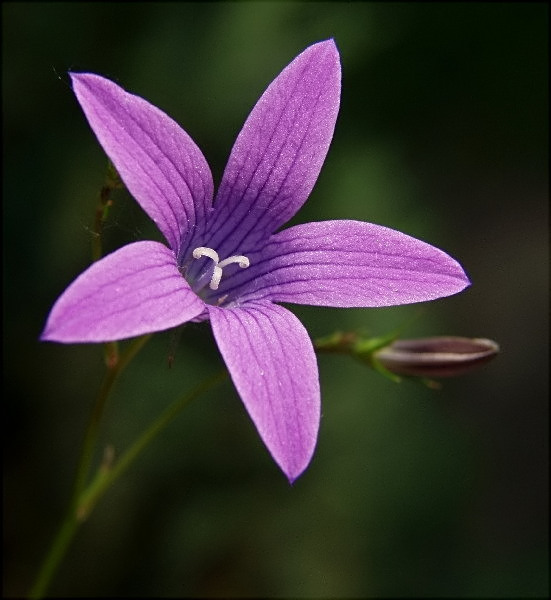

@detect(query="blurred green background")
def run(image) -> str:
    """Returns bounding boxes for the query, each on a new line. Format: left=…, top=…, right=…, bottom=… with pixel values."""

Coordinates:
left=3, top=2, right=548, bottom=597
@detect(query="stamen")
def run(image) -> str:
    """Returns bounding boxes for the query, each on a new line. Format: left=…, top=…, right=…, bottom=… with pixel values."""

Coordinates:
left=192, top=246, right=250, bottom=291
left=192, top=247, right=219, bottom=263
left=210, top=265, right=223, bottom=290
left=218, top=256, right=250, bottom=269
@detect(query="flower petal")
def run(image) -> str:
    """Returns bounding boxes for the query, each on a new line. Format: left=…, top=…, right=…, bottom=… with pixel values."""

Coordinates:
left=41, top=242, right=204, bottom=343
left=231, top=220, right=470, bottom=307
left=208, top=302, right=320, bottom=482
left=205, top=39, right=341, bottom=258
left=70, top=73, right=213, bottom=254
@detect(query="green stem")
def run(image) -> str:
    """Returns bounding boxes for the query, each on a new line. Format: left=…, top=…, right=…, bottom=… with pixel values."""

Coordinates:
left=28, top=514, right=80, bottom=600
left=77, top=369, right=228, bottom=520
left=29, top=364, right=226, bottom=599
left=91, top=163, right=121, bottom=263
left=71, top=335, right=151, bottom=505
left=29, top=334, right=151, bottom=599
left=31, top=164, right=137, bottom=598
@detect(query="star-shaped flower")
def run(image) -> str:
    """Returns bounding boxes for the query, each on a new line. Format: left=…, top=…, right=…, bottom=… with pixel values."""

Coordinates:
left=42, top=40, right=469, bottom=481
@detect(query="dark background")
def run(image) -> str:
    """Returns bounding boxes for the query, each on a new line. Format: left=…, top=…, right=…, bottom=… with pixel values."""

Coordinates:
left=3, top=2, right=548, bottom=597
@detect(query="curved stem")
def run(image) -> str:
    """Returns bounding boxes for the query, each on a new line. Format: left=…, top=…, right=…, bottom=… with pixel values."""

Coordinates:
left=28, top=515, right=80, bottom=600
left=77, top=369, right=228, bottom=520
left=71, top=335, right=151, bottom=505
left=29, top=334, right=151, bottom=599
left=91, top=161, right=122, bottom=263
left=28, top=365, right=226, bottom=599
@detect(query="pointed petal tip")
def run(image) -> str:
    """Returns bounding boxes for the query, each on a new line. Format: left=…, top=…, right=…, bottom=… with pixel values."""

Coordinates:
left=68, top=71, right=96, bottom=88
left=39, top=328, right=102, bottom=345
left=310, top=38, right=338, bottom=51
left=284, top=462, right=310, bottom=485
left=268, top=430, right=316, bottom=484
left=460, top=274, right=472, bottom=291
left=279, top=441, right=316, bottom=484
left=445, top=257, right=471, bottom=295
left=68, top=72, right=87, bottom=95
left=39, top=328, right=59, bottom=344
left=306, top=38, right=340, bottom=67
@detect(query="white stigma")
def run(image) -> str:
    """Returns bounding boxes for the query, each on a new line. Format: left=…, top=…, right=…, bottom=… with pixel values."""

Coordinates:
left=192, top=246, right=250, bottom=290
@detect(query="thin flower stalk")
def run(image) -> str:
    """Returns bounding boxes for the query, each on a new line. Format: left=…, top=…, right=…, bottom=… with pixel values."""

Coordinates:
left=30, top=365, right=226, bottom=599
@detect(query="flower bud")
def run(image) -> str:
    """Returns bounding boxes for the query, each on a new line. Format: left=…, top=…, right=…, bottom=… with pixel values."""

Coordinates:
left=374, top=336, right=499, bottom=378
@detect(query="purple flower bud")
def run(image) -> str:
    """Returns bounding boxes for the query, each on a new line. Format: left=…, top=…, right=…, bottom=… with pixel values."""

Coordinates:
left=375, top=337, right=499, bottom=378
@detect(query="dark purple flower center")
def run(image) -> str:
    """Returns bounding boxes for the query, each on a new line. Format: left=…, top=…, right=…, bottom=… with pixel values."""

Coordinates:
left=187, top=245, right=250, bottom=302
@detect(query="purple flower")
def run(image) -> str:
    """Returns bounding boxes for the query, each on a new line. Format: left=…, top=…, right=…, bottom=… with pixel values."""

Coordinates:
left=42, top=40, right=469, bottom=481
